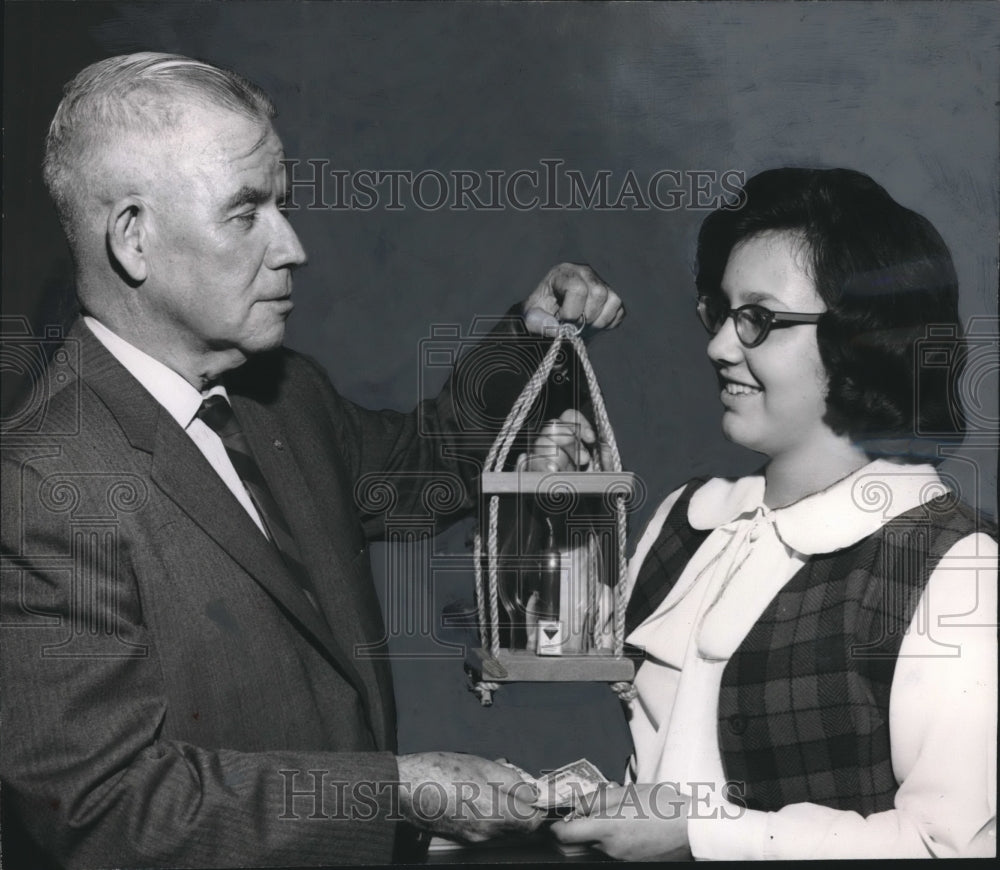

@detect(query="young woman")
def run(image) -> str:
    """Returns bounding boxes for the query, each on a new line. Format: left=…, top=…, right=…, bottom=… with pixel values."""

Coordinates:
left=543, top=168, right=997, bottom=859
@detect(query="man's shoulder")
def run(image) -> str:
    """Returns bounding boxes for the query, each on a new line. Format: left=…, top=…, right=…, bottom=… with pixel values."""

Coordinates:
left=3, top=358, right=85, bottom=443
left=4, top=317, right=123, bottom=436
left=0, top=358, right=134, bottom=518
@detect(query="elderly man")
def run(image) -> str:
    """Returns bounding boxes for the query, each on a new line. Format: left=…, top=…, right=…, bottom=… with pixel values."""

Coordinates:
left=1, top=53, right=623, bottom=868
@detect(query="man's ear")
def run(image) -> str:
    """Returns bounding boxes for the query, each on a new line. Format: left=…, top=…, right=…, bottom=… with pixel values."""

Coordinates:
left=107, top=197, right=149, bottom=284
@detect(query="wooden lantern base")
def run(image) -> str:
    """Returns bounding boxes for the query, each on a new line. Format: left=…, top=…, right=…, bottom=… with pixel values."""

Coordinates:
left=466, top=647, right=635, bottom=683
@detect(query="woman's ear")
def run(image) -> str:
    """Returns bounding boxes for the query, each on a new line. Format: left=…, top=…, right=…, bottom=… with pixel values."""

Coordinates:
left=107, top=196, right=148, bottom=284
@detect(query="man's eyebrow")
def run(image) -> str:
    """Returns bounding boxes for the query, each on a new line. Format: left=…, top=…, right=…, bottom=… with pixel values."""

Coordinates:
left=224, top=185, right=270, bottom=211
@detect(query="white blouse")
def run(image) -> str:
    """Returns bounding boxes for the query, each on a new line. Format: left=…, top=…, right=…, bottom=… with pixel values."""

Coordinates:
left=625, top=459, right=997, bottom=859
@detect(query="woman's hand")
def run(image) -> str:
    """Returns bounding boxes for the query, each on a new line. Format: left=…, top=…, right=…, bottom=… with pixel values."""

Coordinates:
left=518, top=409, right=612, bottom=472
left=549, top=782, right=692, bottom=861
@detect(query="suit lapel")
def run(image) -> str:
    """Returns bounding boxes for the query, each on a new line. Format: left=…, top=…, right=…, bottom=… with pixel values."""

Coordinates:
left=231, top=393, right=360, bottom=591
left=230, top=391, right=385, bottom=732
left=148, top=418, right=340, bottom=642
left=72, top=321, right=373, bottom=709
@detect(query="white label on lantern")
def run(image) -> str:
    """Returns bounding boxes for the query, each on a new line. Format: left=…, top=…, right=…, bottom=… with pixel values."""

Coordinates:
left=536, top=620, right=563, bottom=656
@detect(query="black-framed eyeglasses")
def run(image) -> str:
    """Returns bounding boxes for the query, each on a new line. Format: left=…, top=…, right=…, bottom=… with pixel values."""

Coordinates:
left=696, top=295, right=823, bottom=348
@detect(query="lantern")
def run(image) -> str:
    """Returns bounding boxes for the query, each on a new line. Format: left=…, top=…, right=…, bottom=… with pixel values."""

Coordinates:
left=467, top=321, right=637, bottom=705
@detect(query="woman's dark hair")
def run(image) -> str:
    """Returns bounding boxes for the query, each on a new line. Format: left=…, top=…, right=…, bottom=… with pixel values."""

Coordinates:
left=695, top=167, right=967, bottom=448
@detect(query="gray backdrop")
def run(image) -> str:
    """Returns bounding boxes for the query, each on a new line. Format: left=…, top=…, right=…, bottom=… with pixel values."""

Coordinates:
left=3, top=0, right=997, bottom=780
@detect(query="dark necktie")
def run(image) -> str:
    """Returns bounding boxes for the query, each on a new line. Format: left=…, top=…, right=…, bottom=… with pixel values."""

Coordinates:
left=196, top=394, right=321, bottom=611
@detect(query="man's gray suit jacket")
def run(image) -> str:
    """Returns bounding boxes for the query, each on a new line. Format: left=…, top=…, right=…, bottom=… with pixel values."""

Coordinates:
left=1, top=316, right=544, bottom=868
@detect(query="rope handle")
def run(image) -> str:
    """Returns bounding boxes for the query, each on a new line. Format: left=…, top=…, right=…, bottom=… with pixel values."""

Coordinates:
left=483, top=325, right=623, bottom=475
left=473, top=322, right=630, bottom=666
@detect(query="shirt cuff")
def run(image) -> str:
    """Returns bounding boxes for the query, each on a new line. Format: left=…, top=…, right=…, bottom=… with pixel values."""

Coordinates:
left=687, top=805, right=769, bottom=860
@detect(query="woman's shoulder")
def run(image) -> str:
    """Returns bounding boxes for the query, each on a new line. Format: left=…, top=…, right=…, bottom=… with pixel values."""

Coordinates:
left=886, top=487, right=998, bottom=545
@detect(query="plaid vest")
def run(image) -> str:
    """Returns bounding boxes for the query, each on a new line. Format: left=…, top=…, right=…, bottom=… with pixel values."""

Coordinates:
left=626, top=478, right=989, bottom=815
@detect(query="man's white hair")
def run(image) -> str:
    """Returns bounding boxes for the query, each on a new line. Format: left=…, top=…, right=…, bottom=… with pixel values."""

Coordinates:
left=43, top=52, right=276, bottom=241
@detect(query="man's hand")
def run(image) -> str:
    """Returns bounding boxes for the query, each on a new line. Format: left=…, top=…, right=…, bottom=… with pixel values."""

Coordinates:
left=523, top=263, right=624, bottom=335
left=396, top=751, right=545, bottom=843
left=549, top=782, right=692, bottom=861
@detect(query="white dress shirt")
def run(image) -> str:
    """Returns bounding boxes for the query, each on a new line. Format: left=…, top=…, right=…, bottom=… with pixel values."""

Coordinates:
left=84, top=316, right=268, bottom=536
left=625, top=459, right=997, bottom=859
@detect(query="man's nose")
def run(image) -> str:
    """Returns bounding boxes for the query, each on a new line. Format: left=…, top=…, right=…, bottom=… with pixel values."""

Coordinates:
left=267, top=211, right=308, bottom=270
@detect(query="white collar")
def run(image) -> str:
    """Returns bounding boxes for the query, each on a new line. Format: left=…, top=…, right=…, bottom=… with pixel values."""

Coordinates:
left=84, top=316, right=227, bottom=429
left=687, top=458, right=947, bottom=555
